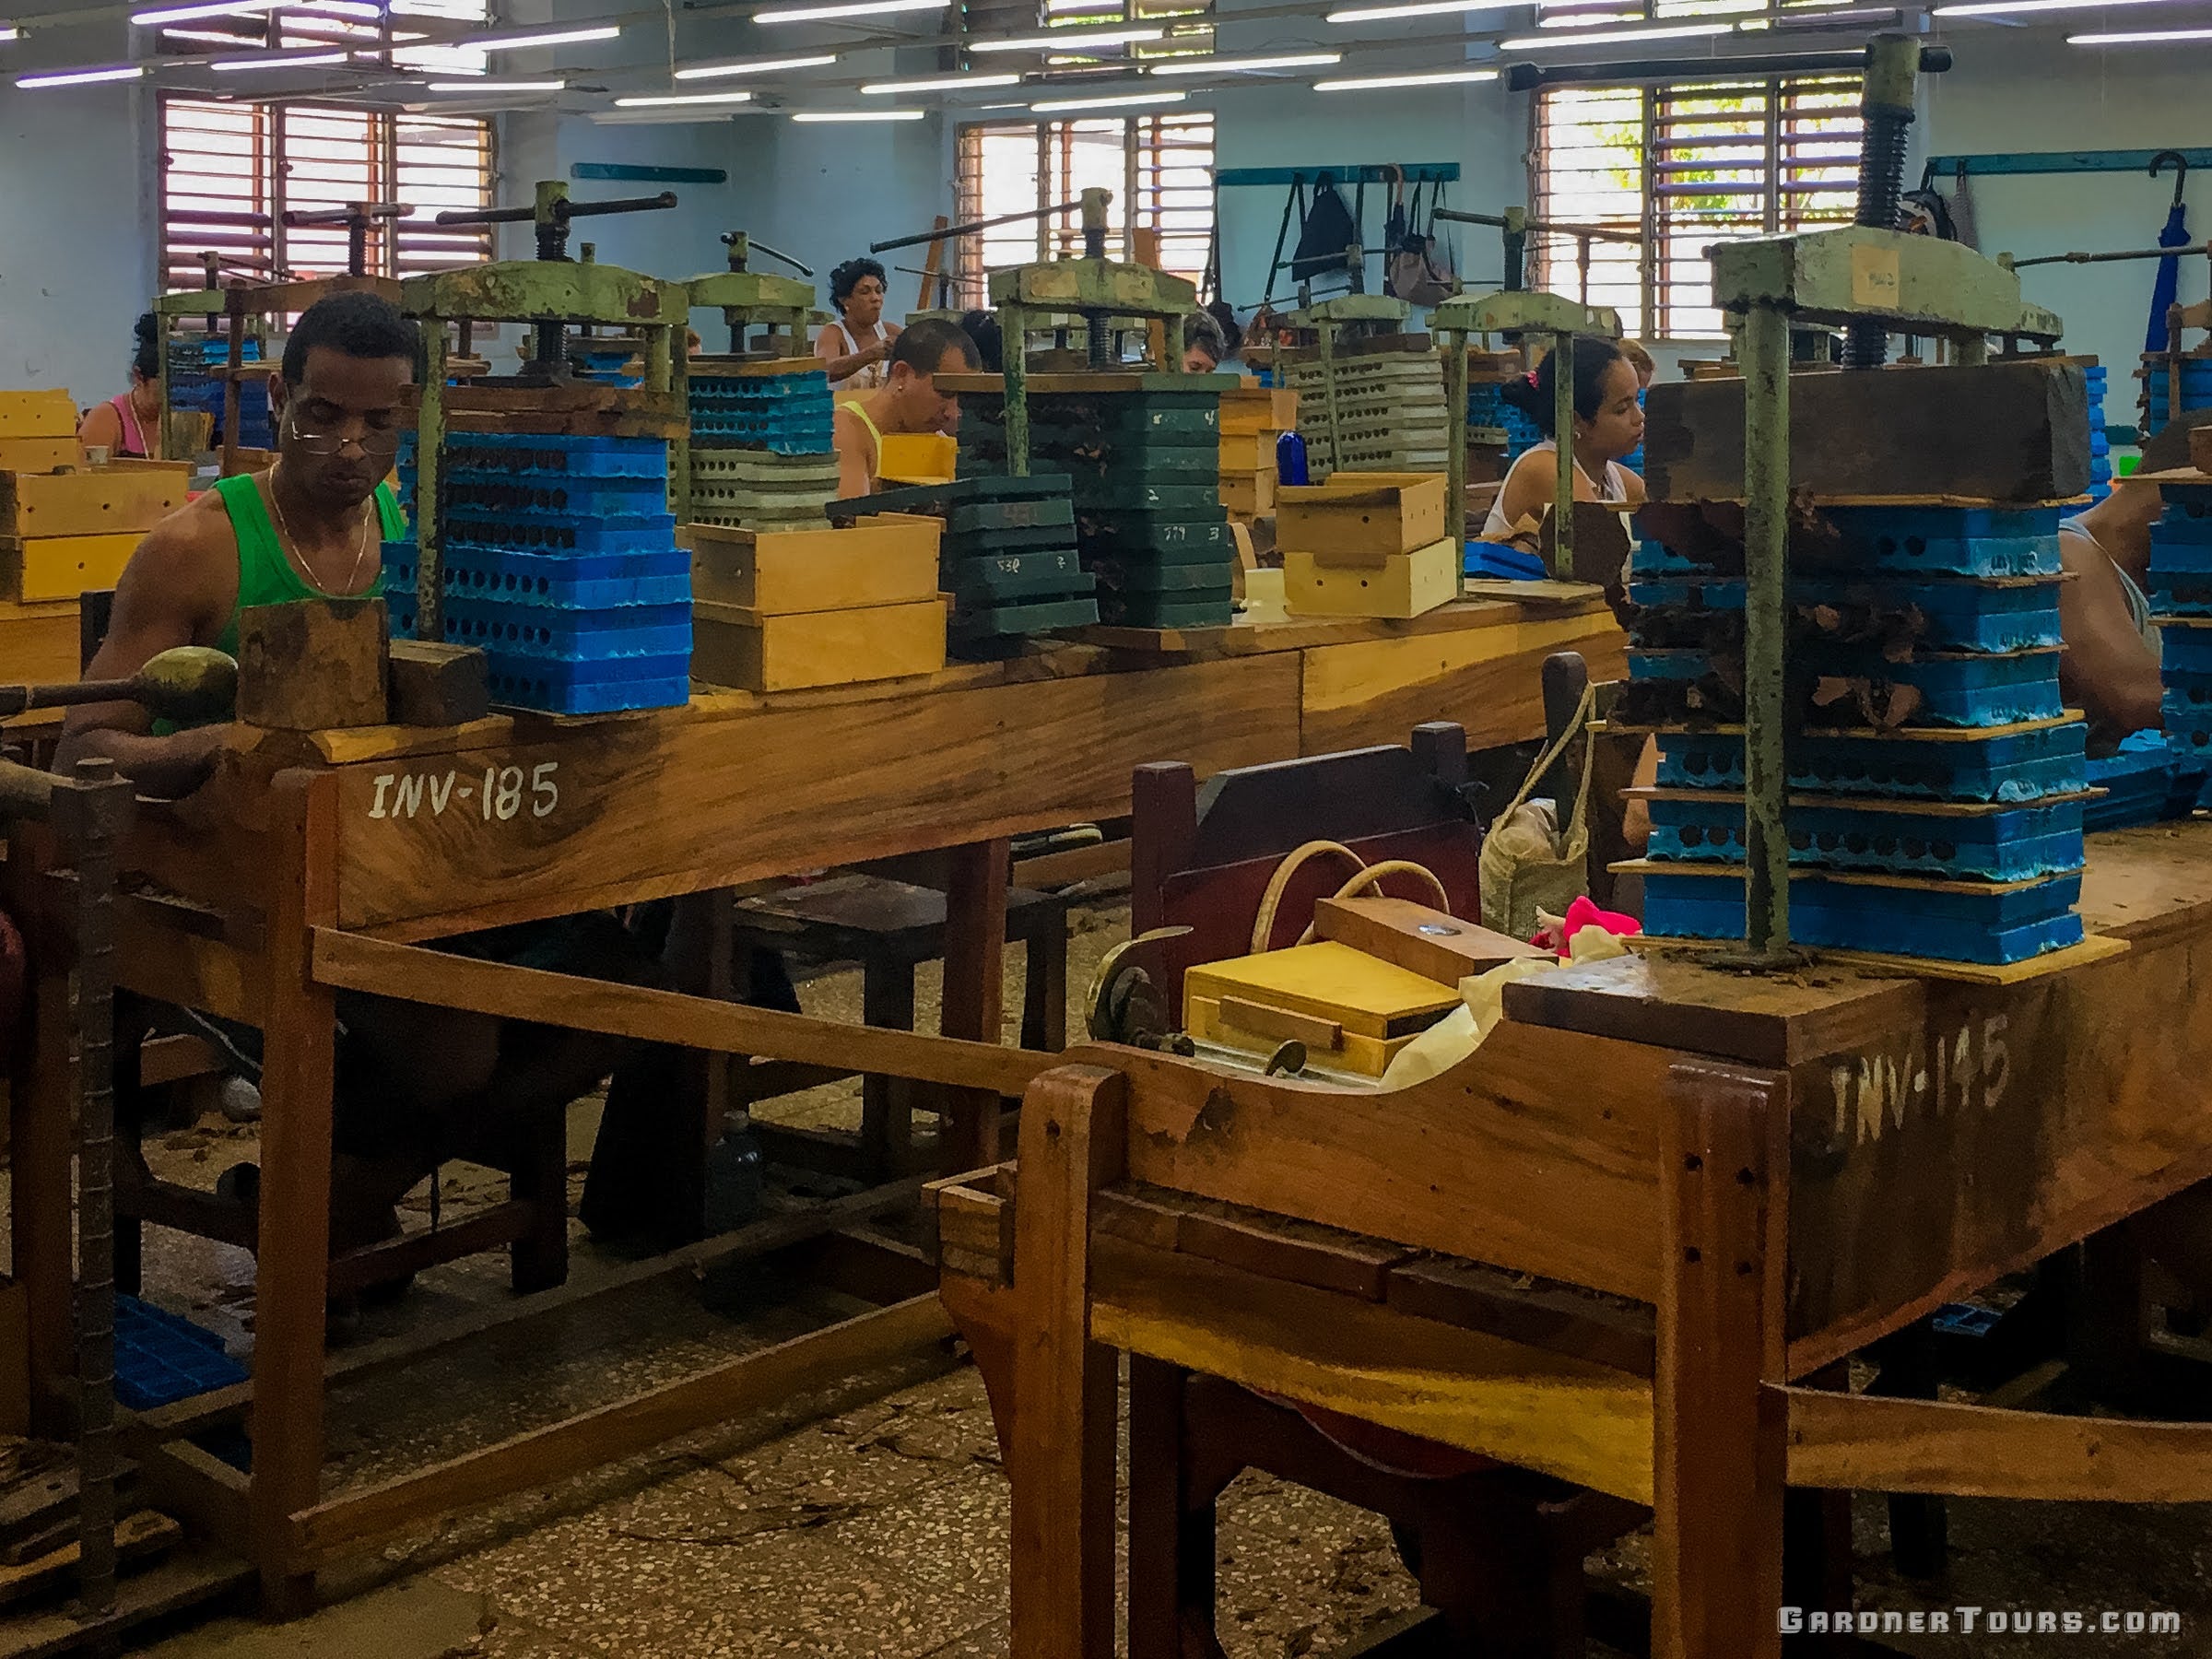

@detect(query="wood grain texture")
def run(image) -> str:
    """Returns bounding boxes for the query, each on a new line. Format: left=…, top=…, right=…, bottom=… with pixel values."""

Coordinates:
left=939, top=837, right=1013, bottom=1171
left=0, top=467, right=184, bottom=539
left=331, top=652, right=1301, bottom=934
left=237, top=598, right=389, bottom=732
left=386, top=641, right=490, bottom=727
left=0, top=602, right=84, bottom=690
left=1783, top=1387, right=2212, bottom=1502
left=1010, top=1065, right=1125, bottom=1659
left=1090, top=1021, right=1668, bottom=1301
left=1089, top=1234, right=1654, bottom=1503
left=1, top=532, right=139, bottom=604
left=1300, top=611, right=1627, bottom=755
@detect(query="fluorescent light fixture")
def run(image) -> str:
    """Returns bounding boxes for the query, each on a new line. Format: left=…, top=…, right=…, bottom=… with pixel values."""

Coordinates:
left=132, top=0, right=284, bottom=24
left=793, top=107, right=929, bottom=119
left=971, top=23, right=1161, bottom=50
left=2069, top=22, right=2212, bottom=39
left=429, top=76, right=563, bottom=88
left=213, top=48, right=349, bottom=68
left=861, top=71, right=1020, bottom=91
left=161, top=25, right=260, bottom=42
left=613, top=87, right=755, bottom=105
left=754, top=0, right=947, bottom=22
left=1313, top=65, right=1499, bottom=88
left=17, top=63, right=145, bottom=85
left=673, top=52, right=839, bottom=78
left=0, top=23, right=18, bottom=41
left=1500, top=20, right=1730, bottom=44
left=1325, top=0, right=1515, bottom=22
left=1940, top=0, right=2175, bottom=14
left=465, top=24, right=619, bottom=49
left=1149, top=49, right=1342, bottom=73
left=1030, top=87, right=1186, bottom=109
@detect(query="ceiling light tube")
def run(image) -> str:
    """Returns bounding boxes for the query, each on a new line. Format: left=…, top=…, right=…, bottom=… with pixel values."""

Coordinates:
left=462, top=24, right=619, bottom=50
left=1939, top=0, right=2177, bottom=15
left=1325, top=0, right=1517, bottom=24
left=862, top=70, right=1020, bottom=90
left=17, top=63, right=145, bottom=86
left=132, top=0, right=284, bottom=25
left=755, top=0, right=947, bottom=22
left=1313, top=65, right=1499, bottom=88
left=2069, top=22, right=2212, bottom=40
left=0, top=23, right=21, bottom=40
left=674, top=52, right=839, bottom=78
left=1500, top=20, right=1731, bottom=45
left=614, top=88, right=755, bottom=105
left=1030, top=87, right=1186, bottom=109
left=793, top=107, right=929, bottom=118
left=1148, top=49, right=1342, bottom=73
left=971, top=23, right=1161, bottom=50
left=214, top=48, right=350, bottom=66
left=429, top=76, right=563, bottom=88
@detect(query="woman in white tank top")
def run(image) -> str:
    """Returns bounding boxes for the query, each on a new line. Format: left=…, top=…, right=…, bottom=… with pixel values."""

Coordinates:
left=1481, top=335, right=1647, bottom=552
left=818, top=257, right=903, bottom=394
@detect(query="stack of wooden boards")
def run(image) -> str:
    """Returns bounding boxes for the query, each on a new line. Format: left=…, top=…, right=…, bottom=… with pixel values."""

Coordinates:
left=687, top=358, right=839, bottom=531
left=1277, top=473, right=1457, bottom=619
left=954, top=373, right=1237, bottom=629
left=840, top=474, right=1100, bottom=654
left=1, top=461, right=186, bottom=610
left=0, top=389, right=78, bottom=476
left=1183, top=897, right=1543, bottom=1078
left=1622, top=358, right=2097, bottom=968
left=1283, top=345, right=1449, bottom=480
left=689, top=513, right=947, bottom=691
left=1218, top=385, right=1296, bottom=520
left=384, top=429, right=691, bottom=714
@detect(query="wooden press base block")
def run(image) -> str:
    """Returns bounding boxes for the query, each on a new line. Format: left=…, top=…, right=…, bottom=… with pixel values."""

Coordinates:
left=0, top=439, right=78, bottom=473
left=1278, top=476, right=1447, bottom=559
left=1285, top=540, right=1460, bottom=620
left=0, top=391, right=76, bottom=441
left=0, top=531, right=139, bottom=604
left=0, top=466, right=187, bottom=539
left=236, top=596, right=390, bottom=731
left=1312, top=896, right=1545, bottom=985
left=693, top=596, right=947, bottom=692
left=689, top=513, right=941, bottom=613
left=1187, top=992, right=1413, bottom=1077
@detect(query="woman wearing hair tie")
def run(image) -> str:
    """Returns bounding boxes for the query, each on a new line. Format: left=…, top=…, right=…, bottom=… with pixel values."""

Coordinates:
left=1483, top=335, right=1645, bottom=554
left=79, top=312, right=164, bottom=459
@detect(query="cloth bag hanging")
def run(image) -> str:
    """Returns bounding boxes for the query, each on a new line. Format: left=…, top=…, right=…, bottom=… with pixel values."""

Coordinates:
left=1387, top=178, right=1457, bottom=307
left=1478, top=683, right=1597, bottom=940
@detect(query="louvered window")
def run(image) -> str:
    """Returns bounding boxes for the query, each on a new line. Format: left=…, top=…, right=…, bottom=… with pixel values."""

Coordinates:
left=1532, top=74, right=1862, bottom=339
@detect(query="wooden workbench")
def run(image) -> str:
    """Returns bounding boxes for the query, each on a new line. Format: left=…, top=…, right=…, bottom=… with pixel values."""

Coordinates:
left=943, top=821, right=2212, bottom=1659
left=10, top=594, right=1620, bottom=1610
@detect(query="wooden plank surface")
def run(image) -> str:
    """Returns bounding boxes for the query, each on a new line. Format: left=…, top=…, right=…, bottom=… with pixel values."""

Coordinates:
left=327, top=651, right=1301, bottom=934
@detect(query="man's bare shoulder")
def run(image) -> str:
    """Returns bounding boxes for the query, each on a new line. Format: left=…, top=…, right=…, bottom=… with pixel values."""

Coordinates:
left=114, top=486, right=241, bottom=640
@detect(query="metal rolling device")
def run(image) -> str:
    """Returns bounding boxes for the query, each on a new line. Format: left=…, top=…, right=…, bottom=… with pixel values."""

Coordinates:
left=1712, top=37, right=2064, bottom=961
left=1428, top=288, right=1622, bottom=567
left=985, top=187, right=1207, bottom=476
left=402, top=182, right=689, bottom=642
left=1431, top=206, right=1647, bottom=305
left=688, top=231, right=817, bottom=357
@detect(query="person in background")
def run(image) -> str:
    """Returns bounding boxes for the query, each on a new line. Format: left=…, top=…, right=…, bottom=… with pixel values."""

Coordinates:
left=1182, top=312, right=1230, bottom=374
left=832, top=318, right=982, bottom=500
left=818, top=258, right=902, bottom=394
left=2055, top=408, right=2212, bottom=747
left=1483, top=335, right=1645, bottom=552
left=1619, top=337, right=1657, bottom=391
left=1205, top=300, right=1245, bottom=371
left=958, top=309, right=1004, bottom=374
left=78, top=312, right=164, bottom=458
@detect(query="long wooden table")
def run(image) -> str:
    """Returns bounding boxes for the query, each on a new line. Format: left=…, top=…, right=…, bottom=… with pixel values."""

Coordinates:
left=9, top=594, right=1622, bottom=1612
left=940, top=822, right=2212, bottom=1658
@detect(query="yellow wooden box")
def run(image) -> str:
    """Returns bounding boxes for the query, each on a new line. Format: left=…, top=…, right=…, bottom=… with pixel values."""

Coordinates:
left=693, top=596, right=947, bottom=692
left=1218, top=430, right=1281, bottom=475
left=0, top=440, right=78, bottom=475
left=688, top=512, right=940, bottom=614
left=1, top=532, right=140, bottom=605
left=1220, top=472, right=1276, bottom=518
left=1184, top=940, right=1460, bottom=1077
left=0, top=467, right=187, bottom=539
left=877, top=431, right=958, bottom=487
left=1218, top=386, right=1298, bottom=437
left=1277, top=476, right=1446, bottom=558
left=0, top=392, right=77, bottom=441
left=1283, top=538, right=1460, bottom=619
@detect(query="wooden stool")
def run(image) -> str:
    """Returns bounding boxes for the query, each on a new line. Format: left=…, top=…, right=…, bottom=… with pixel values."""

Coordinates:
left=731, top=875, right=1068, bottom=1176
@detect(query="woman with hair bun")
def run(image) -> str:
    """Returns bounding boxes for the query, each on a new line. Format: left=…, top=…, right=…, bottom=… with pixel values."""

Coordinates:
left=817, top=257, right=902, bottom=394
left=1482, top=334, right=1645, bottom=550
left=78, top=312, right=164, bottom=458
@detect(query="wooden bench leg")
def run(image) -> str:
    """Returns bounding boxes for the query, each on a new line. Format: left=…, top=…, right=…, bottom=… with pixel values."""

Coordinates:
left=1020, top=906, right=1068, bottom=1053
left=508, top=1111, right=570, bottom=1295
left=1128, top=1357, right=1223, bottom=1659
left=939, top=839, right=1011, bottom=1171
left=861, top=957, right=918, bottom=1180
left=1653, top=1061, right=1785, bottom=1659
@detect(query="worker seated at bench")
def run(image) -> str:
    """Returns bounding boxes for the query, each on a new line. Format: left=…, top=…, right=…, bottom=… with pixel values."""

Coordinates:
left=2057, top=409, right=2212, bottom=749
left=54, top=290, right=679, bottom=1264
left=832, top=317, right=979, bottom=500
left=1483, top=334, right=1646, bottom=557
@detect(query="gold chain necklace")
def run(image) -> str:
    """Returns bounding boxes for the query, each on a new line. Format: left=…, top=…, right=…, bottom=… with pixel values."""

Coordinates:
left=266, top=465, right=373, bottom=596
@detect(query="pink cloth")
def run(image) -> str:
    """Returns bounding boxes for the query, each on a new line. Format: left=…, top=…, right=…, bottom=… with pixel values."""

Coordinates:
left=1531, top=894, right=1641, bottom=959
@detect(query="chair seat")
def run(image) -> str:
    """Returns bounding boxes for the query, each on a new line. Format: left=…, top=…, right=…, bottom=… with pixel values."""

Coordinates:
left=734, top=875, right=1064, bottom=961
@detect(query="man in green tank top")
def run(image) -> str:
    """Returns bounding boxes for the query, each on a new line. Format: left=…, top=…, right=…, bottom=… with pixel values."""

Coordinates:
left=59, top=289, right=412, bottom=794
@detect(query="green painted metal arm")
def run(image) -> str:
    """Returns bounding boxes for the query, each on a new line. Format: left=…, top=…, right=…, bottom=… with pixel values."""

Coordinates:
left=683, top=271, right=817, bottom=313
left=1708, top=226, right=2063, bottom=342
left=988, top=258, right=1198, bottom=318
left=1428, top=289, right=1621, bottom=340
left=399, top=260, right=689, bottom=330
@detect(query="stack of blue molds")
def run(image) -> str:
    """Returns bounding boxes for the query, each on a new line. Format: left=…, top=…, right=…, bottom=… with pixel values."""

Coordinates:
left=2143, top=354, right=2212, bottom=437
left=2084, top=361, right=2112, bottom=503
left=1628, top=502, right=2090, bottom=965
left=114, top=1295, right=247, bottom=1411
left=168, top=335, right=272, bottom=451
left=383, top=432, right=690, bottom=715
left=2150, top=480, right=2212, bottom=764
left=689, top=366, right=835, bottom=457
